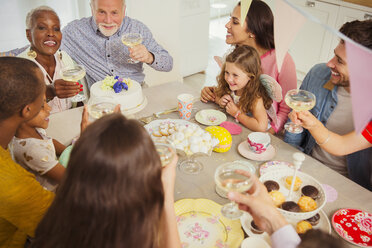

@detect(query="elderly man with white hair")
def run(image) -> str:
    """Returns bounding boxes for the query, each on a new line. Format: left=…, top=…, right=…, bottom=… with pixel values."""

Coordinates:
left=61, top=0, right=173, bottom=88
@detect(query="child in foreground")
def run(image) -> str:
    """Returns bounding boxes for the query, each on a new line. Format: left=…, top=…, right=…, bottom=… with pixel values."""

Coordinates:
left=32, top=113, right=181, bottom=248
left=213, top=45, right=280, bottom=132
left=12, top=95, right=66, bottom=191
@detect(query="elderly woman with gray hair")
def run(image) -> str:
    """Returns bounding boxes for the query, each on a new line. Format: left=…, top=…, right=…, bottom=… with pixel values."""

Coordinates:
left=17, top=6, right=81, bottom=113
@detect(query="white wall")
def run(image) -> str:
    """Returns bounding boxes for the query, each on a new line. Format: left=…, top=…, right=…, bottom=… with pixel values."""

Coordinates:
left=0, top=0, right=84, bottom=51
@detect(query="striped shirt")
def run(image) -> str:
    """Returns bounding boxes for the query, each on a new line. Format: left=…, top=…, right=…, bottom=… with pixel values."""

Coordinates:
left=61, top=16, right=173, bottom=88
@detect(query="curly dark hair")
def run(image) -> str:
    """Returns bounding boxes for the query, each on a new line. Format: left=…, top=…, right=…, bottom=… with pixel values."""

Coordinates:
left=215, top=45, right=272, bottom=114
left=339, top=19, right=372, bottom=49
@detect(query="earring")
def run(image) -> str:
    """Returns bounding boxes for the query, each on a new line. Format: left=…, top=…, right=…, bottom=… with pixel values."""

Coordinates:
left=27, top=48, right=37, bottom=59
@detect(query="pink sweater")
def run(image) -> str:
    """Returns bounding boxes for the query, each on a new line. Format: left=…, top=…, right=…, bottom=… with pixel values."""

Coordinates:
left=261, top=50, right=297, bottom=132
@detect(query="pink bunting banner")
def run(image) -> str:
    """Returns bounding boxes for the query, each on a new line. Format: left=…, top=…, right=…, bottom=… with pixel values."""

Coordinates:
left=345, top=41, right=372, bottom=133
left=273, top=0, right=306, bottom=72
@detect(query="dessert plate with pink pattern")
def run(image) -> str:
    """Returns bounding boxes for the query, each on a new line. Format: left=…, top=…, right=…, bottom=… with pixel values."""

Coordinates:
left=195, top=109, right=227, bottom=126
left=259, top=160, right=294, bottom=176
left=332, top=208, right=372, bottom=247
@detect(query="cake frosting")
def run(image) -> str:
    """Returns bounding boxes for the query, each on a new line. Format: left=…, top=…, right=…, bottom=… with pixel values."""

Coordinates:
left=88, top=76, right=145, bottom=113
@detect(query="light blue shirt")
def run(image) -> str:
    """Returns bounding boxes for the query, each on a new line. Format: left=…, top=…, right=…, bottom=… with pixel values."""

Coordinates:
left=61, top=16, right=173, bottom=88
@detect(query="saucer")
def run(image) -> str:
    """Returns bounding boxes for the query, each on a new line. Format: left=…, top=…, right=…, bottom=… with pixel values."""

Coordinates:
left=238, top=141, right=276, bottom=161
left=195, top=109, right=227, bottom=126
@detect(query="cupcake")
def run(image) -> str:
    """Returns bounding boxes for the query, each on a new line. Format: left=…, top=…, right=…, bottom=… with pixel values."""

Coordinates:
left=298, top=196, right=317, bottom=212
left=306, top=213, right=320, bottom=226
left=301, top=185, right=319, bottom=200
left=250, top=220, right=264, bottom=234
left=281, top=201, right=301, bottom=212
left=269, top=191, right=285, bottom=207
left=296, top=220, right=312, bottom=234
left=285, top=176, right=302, bottom=191
left=264, top=180, right=280, bottom=192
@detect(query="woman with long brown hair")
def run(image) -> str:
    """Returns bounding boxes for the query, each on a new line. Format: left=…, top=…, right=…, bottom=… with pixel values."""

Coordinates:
left=31, top=113, right=180, bottom=248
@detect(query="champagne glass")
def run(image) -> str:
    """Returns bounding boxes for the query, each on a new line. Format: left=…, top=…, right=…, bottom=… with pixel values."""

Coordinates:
left=61, top=64, right=86, bottom=102
left=88, top=102, right=116, bottom=120
left=214, top=162, right=253, bottom=219
left=284, top=89, right=316, bottom=134
left=121, top=33, right=143, bottom=64
left=154, top=140, right=175, bottom=167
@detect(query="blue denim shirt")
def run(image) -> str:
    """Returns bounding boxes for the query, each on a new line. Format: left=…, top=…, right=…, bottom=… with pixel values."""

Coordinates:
left=284, top=63, right=371, bottom=190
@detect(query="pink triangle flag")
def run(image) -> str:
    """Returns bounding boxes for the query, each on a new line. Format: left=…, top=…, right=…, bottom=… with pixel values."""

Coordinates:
left=274, top=0, right=306, bottom=72
left=345, top=40, right=372, bottom=133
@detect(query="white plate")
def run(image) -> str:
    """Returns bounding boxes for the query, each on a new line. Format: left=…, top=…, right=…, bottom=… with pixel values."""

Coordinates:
left=241, top=237, right=271, bottom=248
left=238, top=141, right=276, bottom=161
left=259, top=169, right=327, bottom=221
left=240, top=210, right=331, bottom=244
left=144, top=118, right=196, bottom=138
left=259, top=160, right=294, bottom=176
left=195, top=109, right=227, bottom=126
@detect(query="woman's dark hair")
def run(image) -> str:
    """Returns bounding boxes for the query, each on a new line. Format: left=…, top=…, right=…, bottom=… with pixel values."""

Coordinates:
left=239, top=0, right=275, bottom=50
left=215, top=45, right=272, bottom=113
left=339, top=19, right=372, bottom=49
left=0, top=57, right=44, bottom=120
left=32, top=114, right=164, bottom=248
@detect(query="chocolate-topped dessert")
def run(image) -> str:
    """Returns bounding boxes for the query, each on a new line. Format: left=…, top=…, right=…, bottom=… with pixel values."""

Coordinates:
left=306, top=213, right=320, bottom=226
left=264, top=180, right=280, bottom=192
left=250, top=220, right=264, bottom=234
left=301, top=185, right=319, bottom=200
left=281, top=201, right=301, bottom=212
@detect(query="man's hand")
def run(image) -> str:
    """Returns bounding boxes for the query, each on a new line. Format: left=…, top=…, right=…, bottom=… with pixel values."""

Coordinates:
left=200, top=86, right=216, bottom=103
left=53, top=79, right=81, bottom=98
left=129, top=45, right=154, bottom=64
left=288, top=110, right=320, bottom=130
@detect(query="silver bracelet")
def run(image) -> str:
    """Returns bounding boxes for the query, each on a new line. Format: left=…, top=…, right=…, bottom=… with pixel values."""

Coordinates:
left=316, top=130, right=331, bottom=145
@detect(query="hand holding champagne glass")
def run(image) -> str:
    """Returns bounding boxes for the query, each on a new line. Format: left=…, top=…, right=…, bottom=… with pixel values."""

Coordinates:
left=215, top=162, right=253, bottom=219
left=61, top=64, right=86, bottom=102
left=121, top=33, right=143, bottom=64
left=284, top=89, right=316, bottom=134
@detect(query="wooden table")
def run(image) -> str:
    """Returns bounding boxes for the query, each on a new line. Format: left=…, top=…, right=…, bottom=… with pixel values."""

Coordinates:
left=47, top=82, right=372, bottom=247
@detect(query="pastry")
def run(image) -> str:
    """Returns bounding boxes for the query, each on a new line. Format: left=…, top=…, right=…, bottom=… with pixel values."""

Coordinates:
left=301, top=185, right=319, bottom=200
left=298, top=196, right=317, bottom=212
left=296, top=220, right=312, bottom=234
left=281, top=201, right=300, bottom=212
left=250, top=220, right=264, bottom=234
left=269, top=191, right=285, bottom=207
left=264, top=180, right=280, bottom=192
left=284, top=176, right=302, bottom=191
left=306, top=213, right=320, bottom=226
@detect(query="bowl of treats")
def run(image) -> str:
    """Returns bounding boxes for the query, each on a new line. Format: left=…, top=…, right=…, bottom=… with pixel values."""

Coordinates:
left=260, top=169, right=326, bottom=222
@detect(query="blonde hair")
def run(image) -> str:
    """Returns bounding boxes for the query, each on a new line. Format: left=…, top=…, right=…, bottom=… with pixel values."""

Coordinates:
left=26, top=6, right=58, bottom=29
left=215, top=45, right=272, bottom=113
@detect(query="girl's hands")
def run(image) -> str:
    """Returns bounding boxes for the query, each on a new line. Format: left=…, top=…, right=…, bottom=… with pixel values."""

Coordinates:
left=201, top=86, right=216, bottom=103
left=218, top=94, right=233, bottom=108
left=226, top=100, right=239, bottom=116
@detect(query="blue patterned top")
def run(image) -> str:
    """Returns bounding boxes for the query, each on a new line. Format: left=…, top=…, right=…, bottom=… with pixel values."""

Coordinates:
left=61, top=16, right=173, bottom=88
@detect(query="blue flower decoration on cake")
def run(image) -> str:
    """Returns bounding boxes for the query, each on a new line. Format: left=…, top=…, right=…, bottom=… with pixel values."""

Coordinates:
left=101, top=76, right=132, bottom=93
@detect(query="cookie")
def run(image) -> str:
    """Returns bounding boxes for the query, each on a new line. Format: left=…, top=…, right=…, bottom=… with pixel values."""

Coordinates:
left=264, top=180, right=280, bottom=192
left=301, top=185, right=319, bottom=200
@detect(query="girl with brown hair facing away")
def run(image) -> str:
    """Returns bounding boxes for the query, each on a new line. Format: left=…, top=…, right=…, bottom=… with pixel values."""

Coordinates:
left=31, top=113, right=180, bottom=248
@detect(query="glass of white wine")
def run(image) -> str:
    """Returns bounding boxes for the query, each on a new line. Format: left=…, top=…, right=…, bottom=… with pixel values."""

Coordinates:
left=154, top=140, right=175, bottom=167
left=61, top=64, right=86, bottom=103
left=121, top=33, right=143, bottom=64
left=214, top=162, right=253, bottom=219
left=88, top=102, right=116, bottom=120
left=284, top=89, right=316, bottom=134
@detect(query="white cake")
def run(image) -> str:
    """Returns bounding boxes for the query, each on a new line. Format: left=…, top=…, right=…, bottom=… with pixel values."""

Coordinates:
left=88, top=77, right=147, bottom=114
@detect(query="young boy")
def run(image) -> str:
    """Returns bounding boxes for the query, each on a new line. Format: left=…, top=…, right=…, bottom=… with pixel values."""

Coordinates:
left=0, top=57, right=54, bottom=247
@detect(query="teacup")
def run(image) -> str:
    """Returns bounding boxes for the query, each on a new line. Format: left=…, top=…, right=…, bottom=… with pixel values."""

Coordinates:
left=247, top=132, right=270, bottom=154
